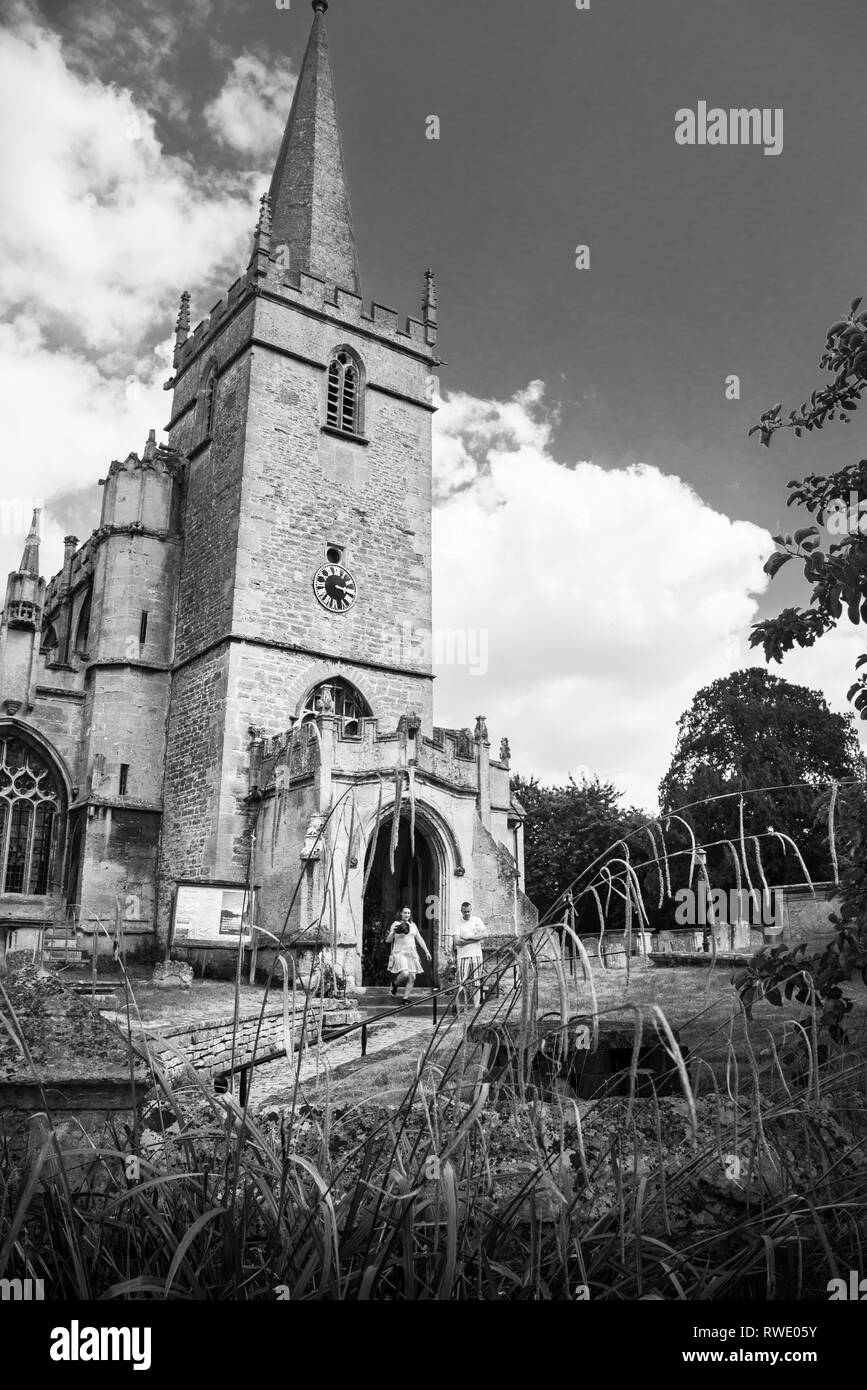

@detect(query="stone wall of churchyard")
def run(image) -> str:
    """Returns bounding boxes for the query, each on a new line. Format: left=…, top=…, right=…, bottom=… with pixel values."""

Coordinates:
left=137, top=997, right=358, bottom=1084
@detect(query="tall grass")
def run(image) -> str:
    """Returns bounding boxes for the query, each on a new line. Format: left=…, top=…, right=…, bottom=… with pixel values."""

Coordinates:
left=1, top=782, right=865, bottom=1299
left=1, top=926, right=865, bottom=1300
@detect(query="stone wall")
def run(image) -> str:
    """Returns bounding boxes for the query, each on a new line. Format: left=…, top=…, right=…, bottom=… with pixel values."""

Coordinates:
left=0, top=969, right=146, bottom=1155
left=777, top=882, right=840, bottom=952
left=136, top=996, right=357, bottom=1084
left=157, top=645, right=233, bottom=929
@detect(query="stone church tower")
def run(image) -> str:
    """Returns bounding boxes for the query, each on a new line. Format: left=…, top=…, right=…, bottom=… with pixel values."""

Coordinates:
left=0, top=1, right=536, bottom=982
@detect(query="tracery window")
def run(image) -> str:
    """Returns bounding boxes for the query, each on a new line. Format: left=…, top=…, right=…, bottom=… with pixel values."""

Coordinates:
left=326, top=350, right=363, bottom=434
left=0, top=736, right=61, bottom=895
left=301, top=679, right=372, bottom=737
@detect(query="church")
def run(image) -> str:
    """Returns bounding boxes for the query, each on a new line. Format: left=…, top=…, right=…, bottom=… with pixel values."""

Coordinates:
left=0, top=1, right=536, bottom=985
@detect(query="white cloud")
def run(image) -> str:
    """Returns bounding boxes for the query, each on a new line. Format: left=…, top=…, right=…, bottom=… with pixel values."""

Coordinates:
left=0, top=318, right=172, bottom=581
left=0, top=11, right=271, bottom=579
left=431, top=383, right=866, bottom=812
left=205, top=53, right=297, bottom=159
left=0, top=14, right=258, bottom=355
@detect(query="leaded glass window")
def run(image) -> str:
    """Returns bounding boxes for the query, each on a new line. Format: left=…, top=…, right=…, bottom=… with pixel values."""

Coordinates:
left=0, top=736, right=61, bottom=895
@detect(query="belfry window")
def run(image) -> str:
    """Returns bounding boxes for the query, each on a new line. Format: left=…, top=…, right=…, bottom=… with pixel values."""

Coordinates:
left=326, top=350, right=363, bottom=435
left=301, top=679, right=372, bottom=737
left=0, top=736, right=61, bottom=895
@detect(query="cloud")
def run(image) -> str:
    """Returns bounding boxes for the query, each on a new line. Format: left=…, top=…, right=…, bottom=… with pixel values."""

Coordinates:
left=0, top=16, right=259, bottom=355
left=0, top=316, right=172, bottom=581
left=0, top=8, right=269, bottom=580
left=205, top=52, right=297, bottom=158
left=430, top=382, right=865, bottom=811
left=51, top=0, right=221, bottom=124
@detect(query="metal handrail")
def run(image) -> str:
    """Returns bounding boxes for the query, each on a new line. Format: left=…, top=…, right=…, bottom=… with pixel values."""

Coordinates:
left=215, top=971, right=507, bottom=1102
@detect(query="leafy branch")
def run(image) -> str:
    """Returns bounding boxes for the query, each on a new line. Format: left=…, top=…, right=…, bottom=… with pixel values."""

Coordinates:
left=749, top=296, right=867, bottom=447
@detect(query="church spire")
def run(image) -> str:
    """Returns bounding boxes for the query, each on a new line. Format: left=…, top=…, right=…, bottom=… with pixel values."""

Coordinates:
left=268, top=0, right=361, bottom=295
left=18, top=508, right=40, bottom=576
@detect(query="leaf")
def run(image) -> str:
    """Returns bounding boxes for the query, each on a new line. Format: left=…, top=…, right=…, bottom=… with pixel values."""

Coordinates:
left=764, top=552, right=792, bottom=579
left=793, top=526, right=819, bottom=544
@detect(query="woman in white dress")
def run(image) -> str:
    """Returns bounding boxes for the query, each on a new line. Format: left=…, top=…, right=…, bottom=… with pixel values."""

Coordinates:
left=386, top=906, right=432, bottom=1004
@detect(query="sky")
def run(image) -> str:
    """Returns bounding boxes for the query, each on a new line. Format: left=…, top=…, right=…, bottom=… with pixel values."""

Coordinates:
left=2, top=0, right=867, bottom=812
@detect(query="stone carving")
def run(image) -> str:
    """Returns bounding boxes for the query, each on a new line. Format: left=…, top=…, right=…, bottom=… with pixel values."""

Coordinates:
left=500, top=737, right=511, bottom=763
left=300, top=813, right=326, bottom=861
left=474, top=715, right=489, bottom=743
left=152, top=959, right=194, bottom=991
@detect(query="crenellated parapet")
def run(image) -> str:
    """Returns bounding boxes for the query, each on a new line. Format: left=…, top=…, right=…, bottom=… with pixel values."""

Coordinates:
left=248, top=713, right=512, bottom=802
left=169, top=259, right=437, bottom=388
left=42, top=434, right=185, bottom=611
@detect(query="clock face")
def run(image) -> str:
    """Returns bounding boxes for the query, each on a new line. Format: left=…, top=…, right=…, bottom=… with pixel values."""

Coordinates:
left=313, top=563, right=357, bottom=614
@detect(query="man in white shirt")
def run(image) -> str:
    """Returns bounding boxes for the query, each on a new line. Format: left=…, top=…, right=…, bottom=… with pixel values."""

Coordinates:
left=453, top=901, right=488, bottom=1008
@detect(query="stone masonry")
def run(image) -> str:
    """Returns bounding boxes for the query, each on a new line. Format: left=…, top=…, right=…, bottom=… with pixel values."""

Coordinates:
left=0, top=2, right=537, bottom=984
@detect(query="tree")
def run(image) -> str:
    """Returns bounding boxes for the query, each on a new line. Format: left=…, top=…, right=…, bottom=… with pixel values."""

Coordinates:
left=750, top=294, right=867, bottom=710
left=659, top=668, right=863, bottom=885
left=739, top=296, right=867, bottom=1034
left=511, top=773, right=644, bottom=923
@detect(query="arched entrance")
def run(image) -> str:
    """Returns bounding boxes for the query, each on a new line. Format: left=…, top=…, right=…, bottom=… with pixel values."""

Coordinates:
left=362, top=815, right=440, bottom=987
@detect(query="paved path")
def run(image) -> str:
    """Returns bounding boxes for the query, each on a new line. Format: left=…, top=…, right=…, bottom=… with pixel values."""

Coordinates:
left=249, top=1010, right=444, bottom=1108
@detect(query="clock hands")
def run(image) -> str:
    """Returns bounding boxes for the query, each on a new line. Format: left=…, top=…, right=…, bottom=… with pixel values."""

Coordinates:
left=314, top=564, right=357, bottom=611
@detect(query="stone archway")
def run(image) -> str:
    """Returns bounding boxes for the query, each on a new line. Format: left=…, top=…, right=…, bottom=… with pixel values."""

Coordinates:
left=362, top=810, right=448, bottom=987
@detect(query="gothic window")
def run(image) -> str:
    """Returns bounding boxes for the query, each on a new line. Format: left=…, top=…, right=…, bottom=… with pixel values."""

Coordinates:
left=326, top=349, right=363, bottom=435
left=301, top=678, right=372, bottom=737
left=74, top=592, right=92, bottom=659
left=0, top=736, right=62, bottom=895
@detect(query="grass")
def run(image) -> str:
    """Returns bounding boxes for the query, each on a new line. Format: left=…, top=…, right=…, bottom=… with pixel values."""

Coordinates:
left=2, top=927, right=866, bottom=1300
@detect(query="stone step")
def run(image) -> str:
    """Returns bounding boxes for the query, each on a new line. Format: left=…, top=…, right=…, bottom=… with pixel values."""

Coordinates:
left=355, top=989, right=439, bottom=1018
left=357, top=986, right=437, bottom=998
